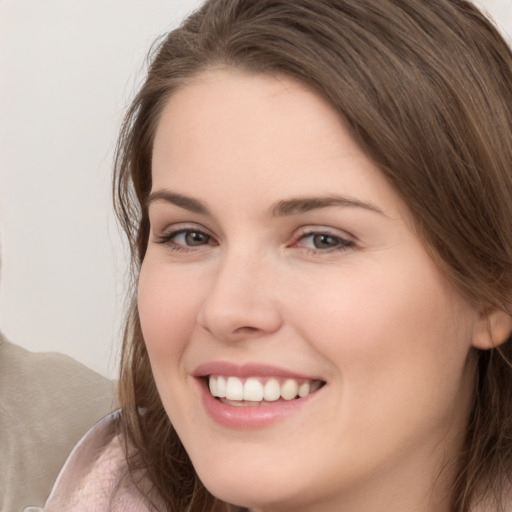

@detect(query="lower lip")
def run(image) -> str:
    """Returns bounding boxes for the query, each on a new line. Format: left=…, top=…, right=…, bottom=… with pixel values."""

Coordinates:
left=197, top=379, right=319, bottom=429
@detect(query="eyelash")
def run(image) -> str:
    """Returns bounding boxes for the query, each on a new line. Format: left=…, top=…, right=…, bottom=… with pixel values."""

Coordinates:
left=291, top=231, right=355, bottom=254
left=155, top=228, right=216, bottom=252
left=154, top=226, right=355, bottom=254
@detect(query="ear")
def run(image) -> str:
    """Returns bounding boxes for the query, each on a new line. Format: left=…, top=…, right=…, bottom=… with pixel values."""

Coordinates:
left=472, top=307, right=512, bottom=350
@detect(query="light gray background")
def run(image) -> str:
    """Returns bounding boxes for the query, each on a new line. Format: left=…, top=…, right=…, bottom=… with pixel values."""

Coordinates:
left=0, top=0, right=511, bottom=379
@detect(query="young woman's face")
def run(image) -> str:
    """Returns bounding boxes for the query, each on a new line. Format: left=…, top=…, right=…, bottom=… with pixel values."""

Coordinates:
left=139, top=70, right=482, bottom=511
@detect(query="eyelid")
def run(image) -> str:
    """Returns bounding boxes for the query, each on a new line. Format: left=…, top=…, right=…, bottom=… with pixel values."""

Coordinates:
left=288, top=225, right=357, bottom=254
left=153, top=222, right=217, bottom=247
left=154, top=221, right=211, bottom=236
left=290, top=225, right=355, bottom=243
left=152, top=222, right=356, bottom=254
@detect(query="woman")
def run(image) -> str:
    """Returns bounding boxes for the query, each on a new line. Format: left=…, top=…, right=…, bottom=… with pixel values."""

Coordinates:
left=43, top=0, right=512, bottom=511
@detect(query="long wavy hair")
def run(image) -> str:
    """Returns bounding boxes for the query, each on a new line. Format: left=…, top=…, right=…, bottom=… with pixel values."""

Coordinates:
left=113, top=1, right=512, bottom=510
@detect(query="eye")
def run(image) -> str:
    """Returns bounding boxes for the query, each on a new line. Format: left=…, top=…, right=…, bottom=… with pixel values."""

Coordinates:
left=307, top=233, right=343, bottom=249
left=176, top=230, right=211, bottom=246
left=155, top=228, right=216, bottom=250
left=293, top=230, right=354, bottom=252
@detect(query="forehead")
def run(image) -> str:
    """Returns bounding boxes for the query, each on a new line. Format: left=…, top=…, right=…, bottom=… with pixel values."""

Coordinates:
left=150, top=68, right=408, bottom=223
left=154, top=71, right=355, bottom=171
left=152, top=69, right=345, bottom=161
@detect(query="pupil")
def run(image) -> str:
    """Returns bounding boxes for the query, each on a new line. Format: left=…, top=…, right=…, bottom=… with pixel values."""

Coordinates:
left=313, top=234, right=337, bottom=248
left=186, top=232, right=208, bottom=246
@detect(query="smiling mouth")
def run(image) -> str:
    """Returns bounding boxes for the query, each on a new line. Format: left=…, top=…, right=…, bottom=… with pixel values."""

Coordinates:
left=208, top=375, right=325, bottom=406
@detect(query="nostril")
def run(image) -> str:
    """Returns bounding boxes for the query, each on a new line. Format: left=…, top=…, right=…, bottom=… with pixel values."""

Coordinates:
left=234, top=326, right=259, bottom=334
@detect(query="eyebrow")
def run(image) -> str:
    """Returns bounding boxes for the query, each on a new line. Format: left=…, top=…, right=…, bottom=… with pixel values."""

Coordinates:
left=271, top=195, right=384, bottom=217
left=147, top=190, right=384, bottom=217
left=146, top=190, right=210, bottom=215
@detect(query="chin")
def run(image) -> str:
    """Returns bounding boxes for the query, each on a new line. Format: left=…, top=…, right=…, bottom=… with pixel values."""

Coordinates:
left=195, top=460, right=322, bottom=512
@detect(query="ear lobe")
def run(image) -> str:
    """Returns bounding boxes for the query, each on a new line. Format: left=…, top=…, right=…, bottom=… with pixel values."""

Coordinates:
left=472, top=307, right=512, bottom=350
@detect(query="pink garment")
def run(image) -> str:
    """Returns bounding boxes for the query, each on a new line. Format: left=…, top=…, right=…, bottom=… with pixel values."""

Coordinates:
left=41, top=412, right=160, bottom=511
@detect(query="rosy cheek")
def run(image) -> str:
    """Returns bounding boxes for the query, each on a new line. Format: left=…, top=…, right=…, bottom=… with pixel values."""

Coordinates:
left=137, top=262, right=203, bottom=356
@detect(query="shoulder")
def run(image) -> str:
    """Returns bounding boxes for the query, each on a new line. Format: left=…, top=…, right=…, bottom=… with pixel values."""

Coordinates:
left=0, top=335, right=115, bottom=451
left=43, top=411, right=156, bottom=512
left=0, top=335, right=116, bottom=511
left=0, top=336, right=115, bottom=420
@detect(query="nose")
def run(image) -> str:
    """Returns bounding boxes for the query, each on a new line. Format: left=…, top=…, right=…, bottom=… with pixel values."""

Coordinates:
left=197, top=252, right=283, bottom=342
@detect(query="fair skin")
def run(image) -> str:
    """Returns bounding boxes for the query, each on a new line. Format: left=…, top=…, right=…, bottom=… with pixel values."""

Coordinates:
left=138, top=69, right=500, bottom=512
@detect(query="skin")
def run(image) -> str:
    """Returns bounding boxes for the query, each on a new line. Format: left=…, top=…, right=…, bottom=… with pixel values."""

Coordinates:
left=138, top=69, right=496, bottom=512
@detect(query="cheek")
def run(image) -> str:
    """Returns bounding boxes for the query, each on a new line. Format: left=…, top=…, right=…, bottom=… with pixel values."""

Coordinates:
left=137, top=258, right=204, bottom=364
left=289, top=253, right=476, bottom=423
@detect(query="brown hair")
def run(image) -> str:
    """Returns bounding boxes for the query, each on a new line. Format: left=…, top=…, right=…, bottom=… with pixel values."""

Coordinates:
left=113, top=1, right=512, bottom=510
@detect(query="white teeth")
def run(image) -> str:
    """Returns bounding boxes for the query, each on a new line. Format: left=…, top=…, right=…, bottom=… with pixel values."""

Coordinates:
left=298, top=381, right=311, bottom=398
left=263, top=378, right=281, bottom=401
left=281, top=379, right=299, bottom=400
left=209, top=376, right=218, bottom=396
left=225, top=376, right=244, bottom=400
left=217, top=376, right=227, bottom=397
left=243, top=378, right=264, bottom=401
left=208, top=375, right=322, bottom=402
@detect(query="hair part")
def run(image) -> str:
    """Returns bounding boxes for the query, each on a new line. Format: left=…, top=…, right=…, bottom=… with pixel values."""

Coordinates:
left=113, top=1, right=512, bottom=510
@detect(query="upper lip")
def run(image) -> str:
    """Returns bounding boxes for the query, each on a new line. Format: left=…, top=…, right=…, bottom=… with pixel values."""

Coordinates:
left=193, top=361, right=323, bottom=381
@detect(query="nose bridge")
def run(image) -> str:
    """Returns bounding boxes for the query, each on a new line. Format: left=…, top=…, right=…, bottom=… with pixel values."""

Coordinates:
left=197, top=245, right=282, bottom=340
